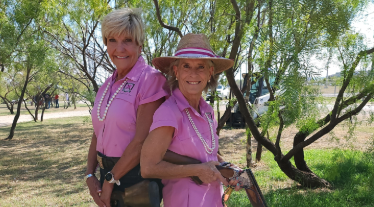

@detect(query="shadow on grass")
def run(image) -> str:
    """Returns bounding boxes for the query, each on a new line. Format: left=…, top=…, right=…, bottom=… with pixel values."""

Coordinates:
left=0, top=117, right=94, bottom=202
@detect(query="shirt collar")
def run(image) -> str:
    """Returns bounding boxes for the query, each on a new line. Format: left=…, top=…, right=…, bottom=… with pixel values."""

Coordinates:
left=111, top=56, right=146, bottom=82
left=173, top=88, right=211, bottom=116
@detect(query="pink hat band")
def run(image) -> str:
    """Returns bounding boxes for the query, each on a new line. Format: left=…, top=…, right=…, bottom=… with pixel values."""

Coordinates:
left=174, top=47, right=220, bottom=58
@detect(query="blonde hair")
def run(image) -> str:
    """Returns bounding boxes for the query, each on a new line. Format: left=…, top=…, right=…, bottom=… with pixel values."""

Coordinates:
left=101, top=8, right=145, bottom=46
left=167, top=59, right=218, bottom=92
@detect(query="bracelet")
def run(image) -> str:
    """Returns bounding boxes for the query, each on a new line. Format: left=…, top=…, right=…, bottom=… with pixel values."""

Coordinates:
left=84, top=173, right=95, bottom=182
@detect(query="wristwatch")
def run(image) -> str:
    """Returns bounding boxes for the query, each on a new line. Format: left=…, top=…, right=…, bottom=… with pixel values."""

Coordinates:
left=105, top=171, right=121, bottom=186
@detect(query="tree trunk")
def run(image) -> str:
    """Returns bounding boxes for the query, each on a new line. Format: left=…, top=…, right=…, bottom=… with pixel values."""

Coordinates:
left=255, top=142, right=262, bottom=162
left=6, top=64, right=32, bottom=140
left=246, top=127, right=252, bottom=167
left=72, top=93, right=76, bottom=109
left=256, top=131, right=269, bottom=162
left=34, top=99, right=40, bottom=121
left=33, top=84, right=53, bottom=121
left=293, top=132, right=313, bottom=173
left=41, top=99, right=46, bottom=122
left=275, top=157, right=331, bottom=188
left=10, top=104, right=14, bottom=114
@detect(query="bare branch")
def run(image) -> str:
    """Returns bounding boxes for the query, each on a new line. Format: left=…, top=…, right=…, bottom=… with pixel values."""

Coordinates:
left=153, top=0, right=183, bottom=38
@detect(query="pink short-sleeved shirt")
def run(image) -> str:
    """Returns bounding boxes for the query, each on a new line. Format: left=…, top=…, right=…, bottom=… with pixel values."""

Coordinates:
left=92, top=56, right=168, bottom=157
left=150, top=88, right=223, bottom=207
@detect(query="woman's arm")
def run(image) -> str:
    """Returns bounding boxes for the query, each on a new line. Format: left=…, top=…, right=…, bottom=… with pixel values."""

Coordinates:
left=86, top=132, right=98, bottom=176
left=85, top=132, right=105, bottom=207
left=140, top=126, right=228, bottom=185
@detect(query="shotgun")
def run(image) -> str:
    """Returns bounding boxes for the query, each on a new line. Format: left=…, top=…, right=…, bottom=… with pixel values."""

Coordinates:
left=163, top=150, right=267, bottom=207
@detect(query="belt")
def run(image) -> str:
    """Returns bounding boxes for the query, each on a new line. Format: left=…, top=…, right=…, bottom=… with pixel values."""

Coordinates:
left=97, top=152, right=120, bottom=169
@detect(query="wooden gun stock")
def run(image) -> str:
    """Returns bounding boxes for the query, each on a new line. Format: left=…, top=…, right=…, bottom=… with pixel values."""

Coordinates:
left=163, top=150, right=267, bottom=207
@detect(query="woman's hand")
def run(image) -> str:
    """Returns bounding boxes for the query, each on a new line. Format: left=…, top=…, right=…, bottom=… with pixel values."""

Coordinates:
left=86, top=176, right=106, bottom=207
left=100, top=181, right=114, bottom=207
left=197, top=161, right=229, bottom=186
left=228, top=177, right=241, bottom=191
left=219, top=161, right=243, bottom=191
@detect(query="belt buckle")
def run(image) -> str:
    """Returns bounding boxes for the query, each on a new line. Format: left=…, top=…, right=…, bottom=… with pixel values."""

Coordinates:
left=97, top=154, right=104, bottom=169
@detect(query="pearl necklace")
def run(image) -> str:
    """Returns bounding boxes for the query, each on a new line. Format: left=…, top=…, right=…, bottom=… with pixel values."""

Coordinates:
left=185, top=109, right=216, bottom=154
left=97, top=80, right=127, bottom=121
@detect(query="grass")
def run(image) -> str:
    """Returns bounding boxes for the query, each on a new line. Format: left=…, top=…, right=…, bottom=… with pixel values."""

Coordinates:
left=0, top=116, right=95, bottom=206
left=0, top=103, right=90, bottom=116
left=1, top=116, right=374, bottom=206
left=226, top=149, right=374, bottom=207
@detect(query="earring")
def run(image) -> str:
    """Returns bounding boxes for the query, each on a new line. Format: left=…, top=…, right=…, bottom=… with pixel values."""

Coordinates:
left=208, top=80, right=211, bottom=83
left=176, top=77, right=178, bottom=81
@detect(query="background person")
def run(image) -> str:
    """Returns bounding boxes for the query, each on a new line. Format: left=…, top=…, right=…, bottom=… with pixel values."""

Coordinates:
left=84, top=8, right=168, bottom=207
left=44, top=93, right=51, bottom=109
left=64, top=93, right=69, bottom=109
left=141, top=33, right=240, bottom=207
left=54, top=94, right=59, bottom=108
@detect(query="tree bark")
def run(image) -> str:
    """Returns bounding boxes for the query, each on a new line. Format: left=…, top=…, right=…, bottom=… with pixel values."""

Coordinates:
left=255, top=143, right=262, bottom=162
left=34, top=100, right=40, bottom=121
left=246, top=127, right=252, bottom=167
left=6, top=64, right=32, bottom=140
left=41, top=97, right=46, bottom=122
left=275, top=157, right=331, bottom=188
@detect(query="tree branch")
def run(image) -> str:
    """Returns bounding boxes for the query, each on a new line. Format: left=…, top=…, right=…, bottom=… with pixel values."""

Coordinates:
left=331, top=47, right=374, bottom=122
left=284, top=93, right=373, bottom=161
left=153, top=0, right=183, bottom=38
left=275, top=111, right=284, bottom=157
left=23, top=99, right=36, bottom=122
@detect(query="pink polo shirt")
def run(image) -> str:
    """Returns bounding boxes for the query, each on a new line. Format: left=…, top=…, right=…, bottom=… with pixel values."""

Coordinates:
left=150, top=88, right=223, bottom=207
left=92, top=56, right=168, bottom=157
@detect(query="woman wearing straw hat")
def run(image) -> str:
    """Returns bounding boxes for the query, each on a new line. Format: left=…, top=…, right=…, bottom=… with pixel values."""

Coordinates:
left=140, top=33, right=240, bottom=207
left=85, top=8, right=167, bottom=207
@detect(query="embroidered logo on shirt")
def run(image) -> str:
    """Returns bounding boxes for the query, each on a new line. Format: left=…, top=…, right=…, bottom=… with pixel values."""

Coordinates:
left=123, top=83, right=135, bottom=93
left=206, top=112, right=213, bottom=123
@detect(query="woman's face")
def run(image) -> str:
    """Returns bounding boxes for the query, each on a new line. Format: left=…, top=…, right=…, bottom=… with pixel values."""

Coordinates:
left=106, top=34, right=141, bottom=74
left=173, top=59, right=213, bottom=98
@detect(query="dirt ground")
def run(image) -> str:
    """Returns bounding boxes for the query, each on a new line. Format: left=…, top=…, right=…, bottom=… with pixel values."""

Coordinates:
left=0, top=103, right=90, bottom=127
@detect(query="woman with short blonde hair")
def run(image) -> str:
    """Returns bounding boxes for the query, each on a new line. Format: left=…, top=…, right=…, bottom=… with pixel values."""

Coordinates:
left=85, top=7, right=167, bottom=207
left=101, top=8, right=145, bottom=46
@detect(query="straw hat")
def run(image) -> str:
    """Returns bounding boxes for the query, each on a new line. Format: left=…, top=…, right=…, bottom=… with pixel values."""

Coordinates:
left=152, top=33, right=234, bottom=74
